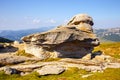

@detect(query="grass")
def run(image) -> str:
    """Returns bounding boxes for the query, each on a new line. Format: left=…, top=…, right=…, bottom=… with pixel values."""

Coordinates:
left=0, top=68, right=120, bottom=80
left=0, top=71, right=20, bottom=80
left=41, top=58, right=61, bottom=62
left=15, top=50, right=34, bottom=57
left=86, top=68, right=120, bottom=80
left=93, top=42, right=120, bottom=59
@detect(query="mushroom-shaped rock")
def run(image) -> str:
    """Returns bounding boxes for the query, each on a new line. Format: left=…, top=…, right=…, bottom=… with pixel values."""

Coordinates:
left=22, top=14, right=100, bottom=59
left=67, top=14, right=94, bottom=32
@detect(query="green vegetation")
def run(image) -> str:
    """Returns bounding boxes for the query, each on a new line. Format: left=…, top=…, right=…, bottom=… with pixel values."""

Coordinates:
left=0, top=68, right=120, bottom=80
left=94, top=42, right=120, bottom=59
left=16, top=50, right=34, bottom=57
left=0, top=71, right=20, bottom=80
left=41, top=58, right=61, bottom=62
left=95, top=28, right=120, bottom=42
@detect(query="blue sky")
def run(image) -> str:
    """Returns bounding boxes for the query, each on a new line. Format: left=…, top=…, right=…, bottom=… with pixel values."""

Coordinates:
left=0, top=0, right=120, bottom=30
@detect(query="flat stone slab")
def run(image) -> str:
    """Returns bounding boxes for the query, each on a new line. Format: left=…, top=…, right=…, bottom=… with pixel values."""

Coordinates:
left=36, top=65, right=65, bottom=75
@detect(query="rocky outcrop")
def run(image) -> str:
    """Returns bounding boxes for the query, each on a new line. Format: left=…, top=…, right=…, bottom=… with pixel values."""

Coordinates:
left=0, top=55, right=26, bottom=66
left=0, top=53, right=41, bottom=67
left=0, top=46, right=119, bottom=75
left=22, top=14, right=100, bottom=59
left=0, top=54, right=120, bottom=76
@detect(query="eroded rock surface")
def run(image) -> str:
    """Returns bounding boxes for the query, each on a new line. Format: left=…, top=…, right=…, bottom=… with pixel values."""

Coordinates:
left=36, top=65, right=65, bottom=75
left=67, top=14, right=94, bottom=32
left=0, top=53, right=41, bottom=67
left=22, top=14, right=100, bottom=59
left=0, top=54, right=120, bottom=75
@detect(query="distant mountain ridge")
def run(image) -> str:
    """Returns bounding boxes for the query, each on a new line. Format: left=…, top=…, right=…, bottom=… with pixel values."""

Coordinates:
left=95, top=27, right=120, bottom=42
left=0, top=37, right=13, bottom=43
left=0, top=27, right=120, bottom=42
left=0, top=26, right=55, bottom=41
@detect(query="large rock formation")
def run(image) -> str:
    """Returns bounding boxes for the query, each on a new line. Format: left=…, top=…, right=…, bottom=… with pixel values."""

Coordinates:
left=22, top=14, right=100, bottom=59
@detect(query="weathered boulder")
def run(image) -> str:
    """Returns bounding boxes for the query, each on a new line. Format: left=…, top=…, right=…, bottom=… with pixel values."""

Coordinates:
left=36, top=65, right=65, bottom=75
left=22, top=14, right=100, bottom=59
left=0, top=55, right=27, bottom=66
left=0, top=54, right=41, bottom=66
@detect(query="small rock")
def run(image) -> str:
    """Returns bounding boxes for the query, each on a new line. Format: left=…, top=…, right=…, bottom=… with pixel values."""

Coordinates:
left=20, top=72, right=31, bottom=76
left=36, top=65, right=65, bottom=75
left=4, top=67, right=19, bottom=75
left=83, top=66, right=103, bottom=72
left=93, top=54, right=111, bottom=62
left=82, top=74, right=93, bottom=78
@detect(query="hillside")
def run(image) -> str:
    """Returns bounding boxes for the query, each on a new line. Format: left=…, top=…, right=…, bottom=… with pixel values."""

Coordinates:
left=0, top=26, right=55, bottom=41
left=94, top=42, right=120, bottom=59
left=0, top=37, right=13, bottom=43
left=95, top=27, right=120, bottom=42
left=0, top=27, right=120, bottom=42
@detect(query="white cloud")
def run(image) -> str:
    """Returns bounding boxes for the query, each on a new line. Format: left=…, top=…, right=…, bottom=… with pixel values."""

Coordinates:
left=47, top=19, right=56, bottom=24
left=32, top=18, right=41, bottom=24
left=24, top=16, right=41, bottom=25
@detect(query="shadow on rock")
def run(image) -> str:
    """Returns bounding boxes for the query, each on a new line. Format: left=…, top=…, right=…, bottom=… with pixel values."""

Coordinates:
left=0, top=46, right=18, bottom=53
left=91, top=51, right=102, bottom=59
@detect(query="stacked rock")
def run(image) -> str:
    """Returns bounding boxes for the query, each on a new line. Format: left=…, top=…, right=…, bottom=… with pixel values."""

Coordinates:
left=22, top=14, right=100, bottom=59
